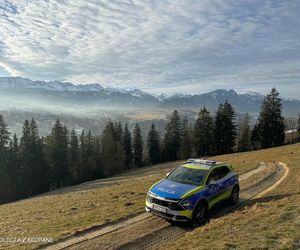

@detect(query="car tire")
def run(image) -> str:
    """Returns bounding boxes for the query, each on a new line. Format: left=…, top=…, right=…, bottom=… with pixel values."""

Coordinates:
left=229, top=185, right=239, bottom=205
left=192, top=201, right=208, bottom=227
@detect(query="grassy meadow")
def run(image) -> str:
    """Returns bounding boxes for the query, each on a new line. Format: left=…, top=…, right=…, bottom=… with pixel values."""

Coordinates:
left=165, top=143, right=300, bottom=249
left=0, top=143, right=299, bottom=249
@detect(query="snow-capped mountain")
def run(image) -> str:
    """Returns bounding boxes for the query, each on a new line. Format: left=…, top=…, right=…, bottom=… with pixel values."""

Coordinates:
left=0, top=77, right=299, bottom=114
left=156, top=93, right=168, bottom=102
left=0, top=76, right=155, bottom=100
left=0, top=77, right=105, bottom=92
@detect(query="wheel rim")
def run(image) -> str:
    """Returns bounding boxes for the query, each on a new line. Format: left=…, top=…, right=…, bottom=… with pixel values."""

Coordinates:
left=233, top=188, right=239, bottom=203
left=195, top=206, right=206, bottom=224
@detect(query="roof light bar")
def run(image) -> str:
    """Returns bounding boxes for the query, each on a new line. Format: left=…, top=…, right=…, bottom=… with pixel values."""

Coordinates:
left=186, top=158, right=217, bottom=165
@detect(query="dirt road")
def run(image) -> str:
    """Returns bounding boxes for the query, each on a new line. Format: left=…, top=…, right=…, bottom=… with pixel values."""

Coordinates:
left=39, top=162, right=287, bottom=250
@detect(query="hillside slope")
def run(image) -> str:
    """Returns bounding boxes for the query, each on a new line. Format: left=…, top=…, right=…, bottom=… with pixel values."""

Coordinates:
left=0, top=143, right=299, bottom=250
left=165, top=145, right=300, bottom=250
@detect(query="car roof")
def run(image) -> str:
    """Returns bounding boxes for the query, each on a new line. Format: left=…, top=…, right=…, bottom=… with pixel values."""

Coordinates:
left=182, top=159, right=227, bottom=170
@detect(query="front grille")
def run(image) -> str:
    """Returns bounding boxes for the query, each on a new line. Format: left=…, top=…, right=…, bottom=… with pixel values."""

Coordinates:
left=147, top=195, right=183, bottom=211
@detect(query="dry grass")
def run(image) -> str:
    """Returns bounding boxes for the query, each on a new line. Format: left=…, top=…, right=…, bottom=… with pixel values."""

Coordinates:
left=0, top=144, right=299, bottom=250
left=164, top=143, right=300, bottom=250
left=0, top=161, right=183, bottom=250
left=240, top=162, right=276, bottom=190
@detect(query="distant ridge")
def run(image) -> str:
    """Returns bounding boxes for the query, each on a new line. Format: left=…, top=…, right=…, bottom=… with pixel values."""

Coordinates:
left=0, top=77, right=299, bottom=114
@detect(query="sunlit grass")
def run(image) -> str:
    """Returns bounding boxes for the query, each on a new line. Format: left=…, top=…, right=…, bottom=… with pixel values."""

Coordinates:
left=165, top=143, right=300, bottom=250
left=0, top=144, right=299, bottom=249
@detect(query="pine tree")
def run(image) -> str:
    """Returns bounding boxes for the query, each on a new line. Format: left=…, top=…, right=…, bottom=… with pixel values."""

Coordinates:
left=0, top=115, right=11, bottom=203
left=85, top=130, right=96, bottom=180
left=101, top=121, right=125, bottom=176
left=123, top=123, right=133, bottom=168
left=297, top=114, right=300, bottom=141
left=79, top=129, right=86, bottom=182
left=250, top=123, right=261, bottom=150
left=257, top=88, right=285, bottom=148
left=19, top=119, right=33, bottom=197
left=181, top=118, right=192, bottom=159
left=8, top=134, right=19, bottom=199
left=18, top=119, right=48, bottom=196
left=30, top=119, right=48, bottom=195
left=47, top=119, right=69, bottom=188
left=69, top=129, right=80, bottom=183
left=94, top=136, right=102, bottom=178
left=36, top=136, right=49, bottom=193
left=147, top=123, right=161, bottom=165
left=193, top=107, right=214, bottom=156
left=237, top=113, right=251, bottom=152
left=133, top=123, right=143, bottom=167
left=163, top=110, right=182, bottom=161
left=114, top=122, right=123, bottom=142
left=0, top=115, right=10, bottom=153
left=214, top=101, right=237, bottom=154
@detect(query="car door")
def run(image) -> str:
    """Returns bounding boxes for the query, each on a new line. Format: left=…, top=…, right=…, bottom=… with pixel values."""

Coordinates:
left=206, top=167, right=227, bottom=208
left=217, top=166, right=233, bottom=199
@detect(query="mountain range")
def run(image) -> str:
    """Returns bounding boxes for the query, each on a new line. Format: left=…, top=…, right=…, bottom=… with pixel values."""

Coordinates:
left=0, top=77, right=299, bottom=115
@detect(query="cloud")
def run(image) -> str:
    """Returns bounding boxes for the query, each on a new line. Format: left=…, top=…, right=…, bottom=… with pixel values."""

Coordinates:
left=0, top=0, right=299, bottom=98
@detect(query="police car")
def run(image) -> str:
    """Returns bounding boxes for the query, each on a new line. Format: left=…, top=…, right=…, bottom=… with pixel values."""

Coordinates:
left=145, top=159, right=239, bottom=226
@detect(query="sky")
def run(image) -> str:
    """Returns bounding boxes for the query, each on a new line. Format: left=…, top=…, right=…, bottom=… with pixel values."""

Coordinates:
left=0, top=0, right=300, bottom=98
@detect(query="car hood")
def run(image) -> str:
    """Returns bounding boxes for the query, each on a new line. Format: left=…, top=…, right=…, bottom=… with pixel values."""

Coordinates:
left=150, top=179, right=198, bottom=200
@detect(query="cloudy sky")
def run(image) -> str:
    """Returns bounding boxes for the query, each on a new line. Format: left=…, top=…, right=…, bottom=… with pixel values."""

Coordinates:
left=0, top=0, right=300, bottom=98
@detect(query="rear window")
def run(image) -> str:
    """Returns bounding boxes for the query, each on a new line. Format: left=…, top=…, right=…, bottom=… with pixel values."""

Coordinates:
left=218, top=166, right=231, bottom=178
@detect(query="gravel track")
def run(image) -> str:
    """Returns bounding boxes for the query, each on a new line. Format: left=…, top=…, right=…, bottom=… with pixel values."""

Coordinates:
left=39, top=162, right=287, bottom=250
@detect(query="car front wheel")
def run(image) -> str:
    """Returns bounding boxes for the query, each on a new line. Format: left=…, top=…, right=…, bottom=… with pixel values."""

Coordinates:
left=193, top=202, right=208, bottom=227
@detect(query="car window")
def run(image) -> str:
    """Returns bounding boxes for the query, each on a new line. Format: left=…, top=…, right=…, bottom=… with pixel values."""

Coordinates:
left=206, top=168, right=221, bottom=184
left=218, top=166, right=231, bottom=179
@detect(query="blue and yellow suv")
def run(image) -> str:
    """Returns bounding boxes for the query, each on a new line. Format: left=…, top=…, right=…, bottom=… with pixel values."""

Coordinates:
left=145, top=159, right=239, bottom=225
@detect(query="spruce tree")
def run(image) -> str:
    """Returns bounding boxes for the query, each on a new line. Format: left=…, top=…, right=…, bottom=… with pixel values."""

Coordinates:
left=0, top=115, right=10, bottom=153
left=79, top=129, right=86, bottom=182
left=69, top=129, right=80, bottom=183
left=114, top=122, right=123, bottom=142
left=19, top=119, right=33, bottom=197
left=250, top=123, right=261, bottom=150
left=214, top=101, right=237, bottom=154
left=257, top=88, right=285, bottom=148
left=85, top=130, right=96, bottom=180
left=101, top=121, right=125, bottom=176
left=36, top=136, right=49, bottom=193
left=0, top=115, right=10, bottom=203
left=163, top=110, right=182, bottom=161
left=147, top=123, right=161, bottom=165
left=123, top=123, right=133, bottom=168
left=181, top=118, right=192, bottom=159
left=8, top=134, right=19, bottom=199
left=133, top=123, right=143, bottom=167
left=237, top=113, right=251, bottom=152
left=47, top=119, right=69, bottom=188
left=30, top=119, right=48, bottom=195
left=297, top=114, right=300, bottom=141
left=94, top=136, right=102, bottom=178
left=193, top=107, right=214, bottom=156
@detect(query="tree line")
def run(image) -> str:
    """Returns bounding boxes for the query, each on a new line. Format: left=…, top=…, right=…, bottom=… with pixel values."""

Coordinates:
left=0, top=88, right=297, bottom=204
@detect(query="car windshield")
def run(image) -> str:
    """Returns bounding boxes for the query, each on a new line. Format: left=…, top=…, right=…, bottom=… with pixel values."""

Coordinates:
left=167, top=166, right=208, bottom=186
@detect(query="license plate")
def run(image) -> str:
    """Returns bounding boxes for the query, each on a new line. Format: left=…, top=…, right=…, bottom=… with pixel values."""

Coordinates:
left=152, top=205, right=167, bottom=213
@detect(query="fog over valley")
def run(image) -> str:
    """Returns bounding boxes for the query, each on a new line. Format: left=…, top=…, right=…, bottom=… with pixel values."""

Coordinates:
left=1, top=77, right=299, bottom=136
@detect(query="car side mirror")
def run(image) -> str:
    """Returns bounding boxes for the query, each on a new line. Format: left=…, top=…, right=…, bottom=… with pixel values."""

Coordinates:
left=166, top=172, right=170, bottom=178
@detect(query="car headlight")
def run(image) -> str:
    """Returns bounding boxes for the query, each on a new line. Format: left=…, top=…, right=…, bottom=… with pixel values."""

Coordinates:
left=180, top=199, right=192, bottom=209
left=146, top=194, right=152, bottom=203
